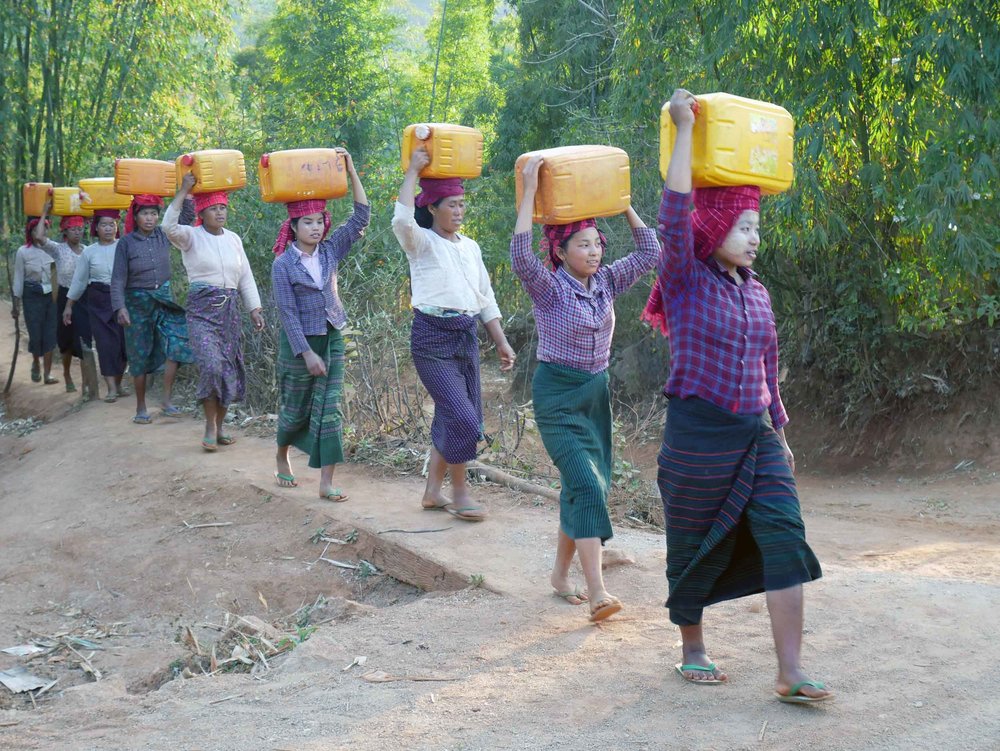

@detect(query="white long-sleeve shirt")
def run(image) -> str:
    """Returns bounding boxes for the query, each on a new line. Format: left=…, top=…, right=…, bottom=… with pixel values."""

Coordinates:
left=12, top=241, right=58, bottom=297
left=67, top=241, right=118, bottom=301
left=391, top=201, right=501, bottom=323
left=162, top=200, right=262, bottom=311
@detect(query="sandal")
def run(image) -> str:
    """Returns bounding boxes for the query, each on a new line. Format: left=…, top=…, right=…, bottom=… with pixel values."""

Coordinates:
left=675, top=663, right=726, bottom=685
left=423, top=501, right=486, bottom=522
left=44, top=376, right=59, bottom=385
left=320, top=489, right=349, bottom=503
left=776, top=680, right=832, bottom=704
left=201, top=439, right=218, bottom=452
left=132, top=413, right=152, bottom=425
left=104, top=393, right=118, bottom=403
left=65, top=382, right=77, bottom=393
left=31, top=363, right=41, bottom=382
left=554, top=589, right=589, bottom=605
left=217, top=434, right=237, bottom=446
left=160, top=405, right=183, bottom=418
left=589, top=596, right=623, bottom=622
left=274, top=472, right=298, bottom=488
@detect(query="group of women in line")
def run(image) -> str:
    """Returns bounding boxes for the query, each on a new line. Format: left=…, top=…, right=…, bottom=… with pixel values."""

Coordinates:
left=10, top=90, right=830, bottom=703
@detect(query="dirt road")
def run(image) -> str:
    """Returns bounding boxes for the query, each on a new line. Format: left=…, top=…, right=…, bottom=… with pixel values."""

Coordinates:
left=1, top=300, right=998, bottom=750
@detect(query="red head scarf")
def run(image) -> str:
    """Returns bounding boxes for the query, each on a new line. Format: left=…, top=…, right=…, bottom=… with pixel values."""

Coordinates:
left=540, top=219, right=607, bottom=270
left=193, top=191, right=229, bottom=226
left=90, top=209, right=121, bottom=239
left=125, top=194, right=165, bottom=234
left=59, top=215, right=86, bottom=238
left=414, top=177, right=464, bottom=208
left=272, top=199, right=331, bottom=256
left=25, top=218, right=51, bottom=246
left=641, top=185, right=762, bottom=336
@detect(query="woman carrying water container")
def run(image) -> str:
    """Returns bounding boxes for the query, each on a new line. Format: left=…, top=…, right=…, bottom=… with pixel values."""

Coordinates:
left=647, top=89, right=829, bottom=702
left=52, top=214, right=92, bottom=393
left=271, top=147, right=370, bottom=501
left=512, top=155, right=658, bottom=622
left=12, top=209, right=59, bottom=385
left=64, top=210, right=128, bottom=401
left=392, top=147, right=516, bottom=522
left=164, top=173, right=264, bottom=452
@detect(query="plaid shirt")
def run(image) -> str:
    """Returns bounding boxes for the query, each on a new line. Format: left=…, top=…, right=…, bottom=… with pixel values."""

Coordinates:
left=272, top=202, right=370, bottom=356
left=510, top=227, right=659, bottom=373
left=657, top=188, right=788, bottom=429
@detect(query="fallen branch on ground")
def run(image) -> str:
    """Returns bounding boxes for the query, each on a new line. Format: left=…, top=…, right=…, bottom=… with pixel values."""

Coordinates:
left=468, top=461, right=560, bottom=501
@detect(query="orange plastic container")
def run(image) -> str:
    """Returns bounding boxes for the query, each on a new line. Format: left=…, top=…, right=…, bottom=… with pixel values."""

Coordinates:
left=258, top=149, right=348, bottom=203
left=401, top=123, right=483, bottom=179
left=50, top=187, right=87, bottom=216
left=114, top=158, right=177, bottom=197
left=515, top=146, right=631, bottom=225
left=22, top=182, right=53, bottom=216
left=176, top=149, right=247, bottom=194
left=659, top=92, right=794, bottom=195
left=78, top=178, right=132, bottom=211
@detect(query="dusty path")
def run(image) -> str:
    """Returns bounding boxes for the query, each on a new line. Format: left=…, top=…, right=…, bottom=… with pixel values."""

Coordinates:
left=1, top=300, right=999, bottom=751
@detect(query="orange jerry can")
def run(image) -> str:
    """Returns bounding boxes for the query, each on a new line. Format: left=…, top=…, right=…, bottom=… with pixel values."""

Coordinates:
left=660, top=92, right=795, bottom=195
left=22, top=182, right=53, bottom=216
left=401, top=123, right=483, bottom=179
left=78, top=178, right=132, bottom=211
left=176, top=149, right=247, bottom=194
left=515, top=146, right=631, bottom=225
left=258, top=148, right=348, bottom=203
left=114, top=158, right=177, bottom=197
left=50, top=187, right=87, bottom=216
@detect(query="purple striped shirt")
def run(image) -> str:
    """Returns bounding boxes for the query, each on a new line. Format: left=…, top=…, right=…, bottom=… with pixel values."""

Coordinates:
left=272, top=202, right=370, bottom=356
left=656, top=188, right=788, bottom=429
left=510, top=227, right=659, bottom=373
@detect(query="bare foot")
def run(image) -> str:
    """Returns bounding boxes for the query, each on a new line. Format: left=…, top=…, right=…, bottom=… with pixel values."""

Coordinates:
left=776, top=670, right=831, bottom=701
left=679, top=647, right=727, bottom=683
left=421, top=491, right=451, bottom=510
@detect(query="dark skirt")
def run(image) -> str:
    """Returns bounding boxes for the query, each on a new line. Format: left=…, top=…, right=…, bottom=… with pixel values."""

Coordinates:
left=277, top=326, right=345, bottom=469
left=532, top=361, right=614, bottom=542
left=123, top=283, right=194, bottom=375
left=86, top=283, right=127, bottom=377
left=57, top=285, right=92, bottom=357
left=21, top=282, right=57, bottom=357
left=657, top=397, right=822, bottom=626
left=186, top=285, right=246, bottom=407
left=410, top=309, right=482, bottom=464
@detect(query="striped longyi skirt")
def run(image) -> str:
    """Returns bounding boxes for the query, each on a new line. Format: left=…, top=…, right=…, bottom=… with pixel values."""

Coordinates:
left=657, top=396, right=822, bottom=626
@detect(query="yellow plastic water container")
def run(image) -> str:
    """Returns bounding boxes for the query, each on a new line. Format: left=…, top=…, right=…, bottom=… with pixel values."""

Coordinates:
left=659, top=92, right=794, bottom=195
left=258, top=149, right=348, bottom=203
left=50, top=187, right=86, bottom=216
left=176, top=149, right=247, bottom=194
left=114, top=158, right=177, bottom=197
left=22, top=182, right=53, bottom=216
left=78, top=178, right=132, bottom=210
left=401, top=123, right=483, bottom=179
left=515, top=146, right=631, bottom=225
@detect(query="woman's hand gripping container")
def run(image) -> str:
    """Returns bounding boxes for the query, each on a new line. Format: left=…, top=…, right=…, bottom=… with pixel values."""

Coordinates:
left=50, top=187, right=87, bottom=216
left=259, top=148, right=348, bottom=203
left=515, top=145, right=631, bottom=225
left=78, top=178, right=132, bottom=211
left=114, top=158, right=177, bottom=197
left=22, top=182, right=53, bottom=217
left=175, top=149, right=247, bottom=194
left=401, top=124, right=483, bottom=179
left=660, top=92, right=794, bottom=195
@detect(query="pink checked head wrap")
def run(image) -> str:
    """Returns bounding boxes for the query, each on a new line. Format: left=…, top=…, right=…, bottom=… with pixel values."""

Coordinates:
left=59, top=215, right=85, bottom=238
left=641, top=185, right=761, bottom=336
left=193, top=191, right=229, bottom=226
left=540, top=219, right=607, bottom=270
left=90, top=209, right=121, bottom=239
left=272, top=199, right=331, bottom=256
left=414, top=177, right=464, bottom=208
left=125, top=194, right=165, bottom=234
